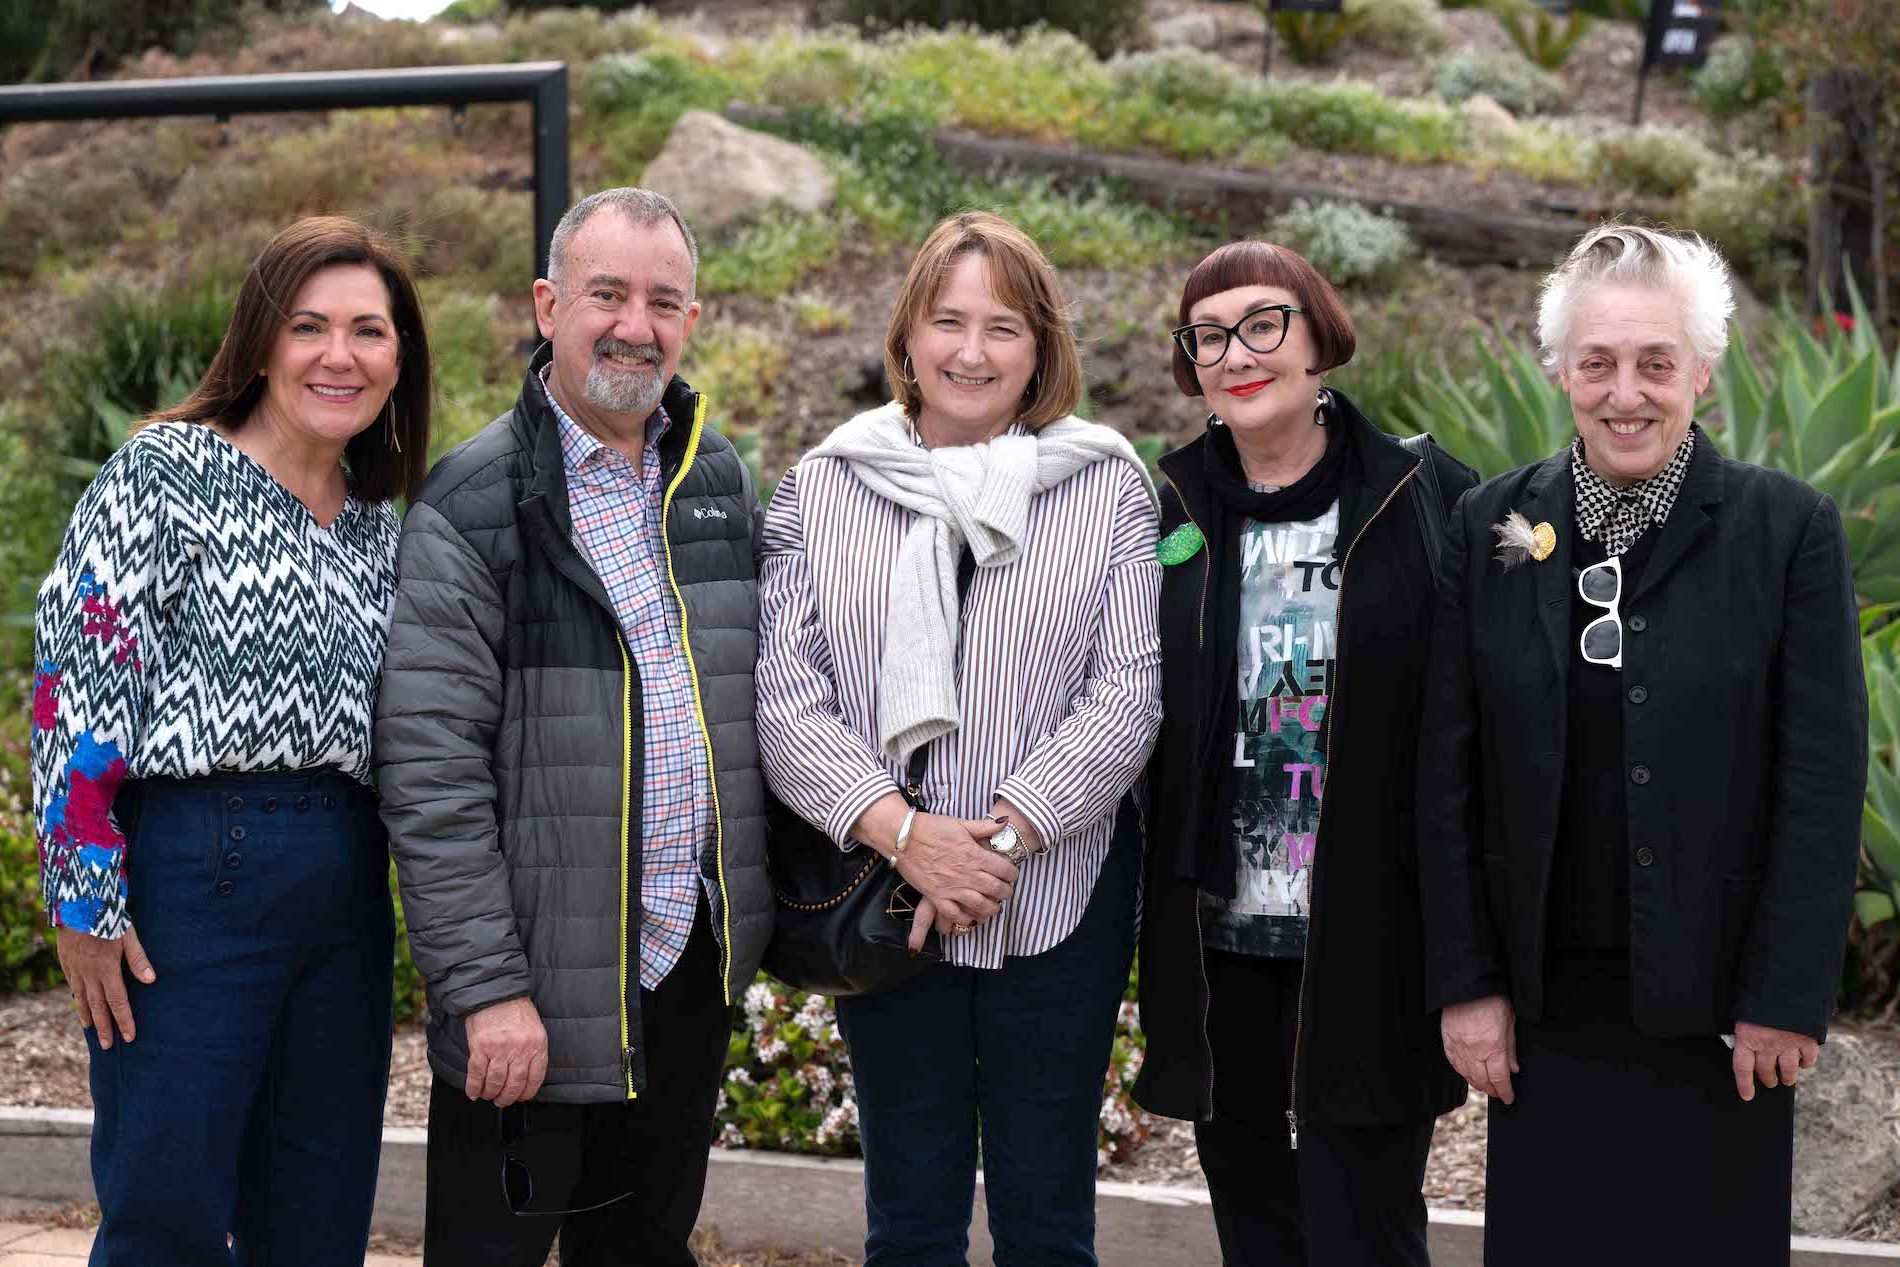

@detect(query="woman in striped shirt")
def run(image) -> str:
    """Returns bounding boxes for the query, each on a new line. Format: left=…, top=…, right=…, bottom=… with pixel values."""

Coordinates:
left=757, top=211, right=1163, bottom=1265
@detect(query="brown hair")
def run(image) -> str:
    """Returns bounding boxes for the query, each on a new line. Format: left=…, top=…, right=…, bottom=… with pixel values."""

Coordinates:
left=1171, top=240, right=1357, bottom=397
left=883, top=211, right=1083, bottom=430
left=151, top=215, right=432, bottom=503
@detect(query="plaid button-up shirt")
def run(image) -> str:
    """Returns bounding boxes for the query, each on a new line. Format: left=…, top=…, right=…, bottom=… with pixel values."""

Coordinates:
left=543, top=370, right=713, bottom=989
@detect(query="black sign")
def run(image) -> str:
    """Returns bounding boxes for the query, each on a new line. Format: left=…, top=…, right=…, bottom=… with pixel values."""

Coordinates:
left=1643, top=0, right=1722, bottom=69
left=1271, top=0, right=1346, bottom=12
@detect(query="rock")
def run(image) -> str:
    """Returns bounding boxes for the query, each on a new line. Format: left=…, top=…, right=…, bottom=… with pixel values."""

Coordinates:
left=638, top=111, right=835, bottom=233
left=1149, top=12, right=1222, bottom=50
left=1459, top=94, right=1522, bottom=138
left=1791, top=1031, right=1900, bottom=1237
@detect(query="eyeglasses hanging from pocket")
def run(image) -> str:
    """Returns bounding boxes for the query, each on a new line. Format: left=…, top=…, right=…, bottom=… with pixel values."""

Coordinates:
left=498, top=1103, right=636, bottom=1217
left=1577, top=555, right=1623, bottom=670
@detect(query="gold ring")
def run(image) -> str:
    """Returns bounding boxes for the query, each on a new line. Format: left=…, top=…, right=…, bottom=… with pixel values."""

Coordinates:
left=953, top=924, right=971, bottom=935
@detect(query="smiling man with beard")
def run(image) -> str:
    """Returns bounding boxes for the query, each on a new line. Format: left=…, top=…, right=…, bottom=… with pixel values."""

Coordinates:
left=373, top=187, right=770, bottom=1267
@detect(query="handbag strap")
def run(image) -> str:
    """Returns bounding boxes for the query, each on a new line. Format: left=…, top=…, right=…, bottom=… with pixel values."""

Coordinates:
left=1400, top=432, right=1447, bottom=589
left=902, top=547, right=977, bottom=807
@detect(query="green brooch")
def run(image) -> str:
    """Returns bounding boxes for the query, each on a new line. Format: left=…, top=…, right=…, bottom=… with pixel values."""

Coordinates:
left=1156, top=522, right=1205, bottom=566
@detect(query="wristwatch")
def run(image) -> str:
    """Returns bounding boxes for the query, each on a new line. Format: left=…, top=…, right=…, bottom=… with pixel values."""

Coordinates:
left=987, top=818, right=1030, bottom=865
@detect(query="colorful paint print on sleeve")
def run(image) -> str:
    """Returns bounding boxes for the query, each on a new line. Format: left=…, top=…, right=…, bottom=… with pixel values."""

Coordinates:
left=1202, top=501, right=1340, bottom=958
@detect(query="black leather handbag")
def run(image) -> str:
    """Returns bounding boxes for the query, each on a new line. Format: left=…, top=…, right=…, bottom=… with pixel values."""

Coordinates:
left=760, top=754, right=942, bottom=998
left=760, top=552, right=977, bottom=998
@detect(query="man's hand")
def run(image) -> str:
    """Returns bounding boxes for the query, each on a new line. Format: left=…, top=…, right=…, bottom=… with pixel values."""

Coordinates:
left=57, top=926, right=157, bottom=1050
left=1732, top=1021, right=1819, bottom=1102
left=1441, top=994, right=1518, bottom=1105
left=464, top=997, right=549, bottom=1107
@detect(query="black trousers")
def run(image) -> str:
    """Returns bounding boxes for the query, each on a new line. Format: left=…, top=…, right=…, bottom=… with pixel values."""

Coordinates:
left=422, top=903, right=735, bottom=1267
left=1194, top=950, right=1435, bottom=1267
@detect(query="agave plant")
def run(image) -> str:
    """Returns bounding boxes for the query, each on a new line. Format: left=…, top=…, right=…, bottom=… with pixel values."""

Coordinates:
left=1268, top=9, right=1371, bottom=65
left=1487, top=0, right=1593, bottom=69
left=1711, top=284, right=1900, bottom=604
left=1852, top=639, right=1900, bottom=1012
left=1390, top=325, right=1574, bottom=478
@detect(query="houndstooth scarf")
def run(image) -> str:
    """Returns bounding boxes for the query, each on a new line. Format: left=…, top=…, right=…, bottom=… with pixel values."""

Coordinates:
left=1571, top=429, right=1695, bottom=557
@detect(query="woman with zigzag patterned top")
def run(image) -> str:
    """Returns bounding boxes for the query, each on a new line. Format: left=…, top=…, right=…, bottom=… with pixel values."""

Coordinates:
left=29, top=216, right=433, bottom=1267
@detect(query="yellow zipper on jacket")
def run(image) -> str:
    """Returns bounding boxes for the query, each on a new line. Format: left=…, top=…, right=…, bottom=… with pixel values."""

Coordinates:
left=617, top=634, right=637, bottom=1100
left=659, top=393, right=735, bottom=1005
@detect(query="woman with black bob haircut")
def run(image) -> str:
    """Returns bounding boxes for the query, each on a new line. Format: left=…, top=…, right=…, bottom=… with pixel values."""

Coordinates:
left=1134, top=239, right=1475, bottom=1266
left=31, top=214, right=431, bottom=1265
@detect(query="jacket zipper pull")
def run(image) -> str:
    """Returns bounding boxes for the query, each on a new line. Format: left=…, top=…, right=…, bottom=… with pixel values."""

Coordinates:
left=622, top=1046, right=637, bottom=1084
left=1285, top=1109, right=1299, bottom=1151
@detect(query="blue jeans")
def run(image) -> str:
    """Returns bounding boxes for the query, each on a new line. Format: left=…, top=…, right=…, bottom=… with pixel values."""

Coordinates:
left=835, top=802, right=1141, bottom=1267
left=86, top=770, right=394, bottom=1267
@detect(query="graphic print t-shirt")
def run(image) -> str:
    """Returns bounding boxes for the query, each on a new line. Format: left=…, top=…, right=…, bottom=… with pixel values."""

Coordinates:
left=1201, top=500, right=1340, bottom=957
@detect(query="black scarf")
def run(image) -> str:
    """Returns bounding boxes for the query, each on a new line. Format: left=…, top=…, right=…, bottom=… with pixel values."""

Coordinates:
left=1178, top=419, right=1348, bottom=895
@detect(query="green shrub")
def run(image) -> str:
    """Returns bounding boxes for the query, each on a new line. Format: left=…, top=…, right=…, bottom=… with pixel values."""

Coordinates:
left=0, top=681, right=59, bottom=994
left=836, top=0, right=1144, bottom=57
left=390, top=868, right=426, bottom=1021
left=1474, top=119, right=1597, bottom=184
left=1266, top=200, right=1418, bottom=287
left=586, top=49, right=747, bottom=166
left=1430, top=49, right=1567, bottom=116
left=0, top=0, right=317, bottom=83
left=1261, top=81, right=1460, bottom=163
left=1691, top=37, right=1787, bottom=119
left=699, top=209, right=847, bottom=301
left=46, top=282, right=232, bottom=478
left=1089, top=48, right=1258, bottom=160
left=1594, top=125, right=1715, bottom=199
left=422, top=287, right=518, bottom=456
left=1676, top=151, right=1803, bottom=293
left=685, top=326, right=788, bottom=430
left=1349, top=0, right=1448, bottom=54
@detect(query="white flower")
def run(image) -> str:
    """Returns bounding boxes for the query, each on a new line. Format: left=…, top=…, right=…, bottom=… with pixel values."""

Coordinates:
left=757, top=1034, right=788, bottom=1062
left=728, top=1067, right=754, bottom=1087
left=718, top=1122, right=744, bottom=1148
left=743, top=981, right=776, bottom=1029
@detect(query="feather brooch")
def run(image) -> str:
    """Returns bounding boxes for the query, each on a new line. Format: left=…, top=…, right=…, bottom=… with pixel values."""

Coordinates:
left=1492, top=511, right=1556, bottom=571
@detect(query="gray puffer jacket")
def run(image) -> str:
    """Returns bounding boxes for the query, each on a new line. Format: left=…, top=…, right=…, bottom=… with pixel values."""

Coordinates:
left=374, top=347, right=770, bottom=1103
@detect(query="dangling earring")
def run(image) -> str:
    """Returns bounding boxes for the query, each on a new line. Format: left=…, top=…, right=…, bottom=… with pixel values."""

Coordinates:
left=383, top=396, right=402, bottom=454
left=901, top=354, right=915, bottom=385
left=1313, top=387, right=1331, bottom=427
left=1205, top=412, right=1224, bottom=428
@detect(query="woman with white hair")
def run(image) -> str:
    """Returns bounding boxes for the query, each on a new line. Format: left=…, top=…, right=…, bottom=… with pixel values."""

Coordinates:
left=1417, top=223, right=1867, bottom=1264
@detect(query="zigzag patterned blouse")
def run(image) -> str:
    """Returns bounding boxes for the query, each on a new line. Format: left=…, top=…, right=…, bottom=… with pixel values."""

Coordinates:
left=30, top=421, right=399, bottom=938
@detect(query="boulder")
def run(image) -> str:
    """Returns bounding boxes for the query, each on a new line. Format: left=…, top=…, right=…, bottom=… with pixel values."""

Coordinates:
left=1791, top=1031, right=1900, bottom=1237
left=639, top=111, right=834, bottom=232
left=1459, top=94, right=1522, bottom=138
left=1149, top=12, right=1222, bottom=50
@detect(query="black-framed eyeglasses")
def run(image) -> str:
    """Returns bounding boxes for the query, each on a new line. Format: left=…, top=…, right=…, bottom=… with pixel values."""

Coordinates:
left=499, top=1104, right=635, bottom=1217
left=1170, top=305, right=1307, bottom=367
left=1577, top=556, right=1623, bottom=670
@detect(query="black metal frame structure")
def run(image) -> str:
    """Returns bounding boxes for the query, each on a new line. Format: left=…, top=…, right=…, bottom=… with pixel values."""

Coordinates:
left=0, top=63, right=570, bottom=282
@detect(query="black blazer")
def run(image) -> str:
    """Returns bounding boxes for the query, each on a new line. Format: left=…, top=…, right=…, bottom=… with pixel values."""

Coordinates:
left=1417, top=430, right=1867, bottom=1042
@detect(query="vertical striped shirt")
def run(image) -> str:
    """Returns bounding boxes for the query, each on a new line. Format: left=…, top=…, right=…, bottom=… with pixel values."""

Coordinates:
left=543, top=371, right=712, bottom=989
left=756, top=422, right=1163, bottom=969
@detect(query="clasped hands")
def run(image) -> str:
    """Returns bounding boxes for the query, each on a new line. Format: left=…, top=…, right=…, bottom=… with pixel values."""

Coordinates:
left=852, top=792, right=1040, bottom=952
left=1440, top=994, right=1820, bottom=1105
